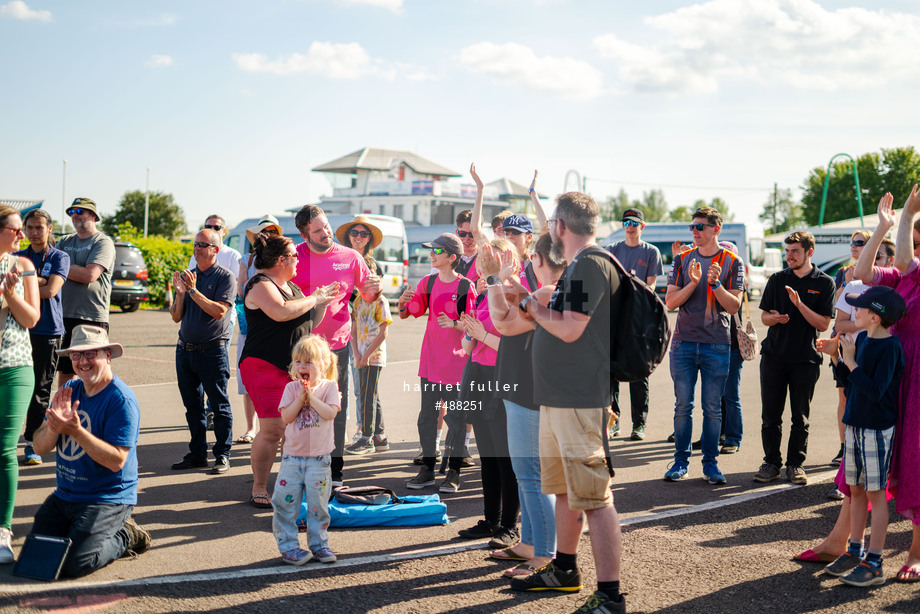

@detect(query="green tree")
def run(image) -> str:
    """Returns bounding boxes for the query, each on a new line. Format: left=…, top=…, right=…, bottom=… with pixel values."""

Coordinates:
left=760, top=188, right=804, bottom=235
left=800, top=147, right=920, bottom=225
left=599, top=188, right=631, bottom=223
left=690, top=197, right=734, bottom=222
left=668, top=205, right=693, bottom=222
left=101, top=190, right=187, bottom=238
left=637, top=189, right=669, bottom=222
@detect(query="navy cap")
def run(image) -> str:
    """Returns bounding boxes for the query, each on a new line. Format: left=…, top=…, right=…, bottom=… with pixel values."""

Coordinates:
left=502, top=214, right=533, bottom=233
left=845, top=285, right=907, bottom=323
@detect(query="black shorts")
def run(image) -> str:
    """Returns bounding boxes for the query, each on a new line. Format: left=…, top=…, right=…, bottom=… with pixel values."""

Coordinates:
left=58, top=318, right=109, bottom=375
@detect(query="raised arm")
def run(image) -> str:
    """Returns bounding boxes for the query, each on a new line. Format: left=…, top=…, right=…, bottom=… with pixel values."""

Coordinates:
left=895, top=184, right=920, bottom=273
left=469, top=163, right=488, bottom=245
left=529, top=170, right=549, bottom=231
left=855, top=192, right=895, bottom=283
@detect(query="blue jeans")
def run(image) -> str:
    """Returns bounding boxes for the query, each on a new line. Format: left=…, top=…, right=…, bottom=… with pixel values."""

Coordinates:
left=721, top=349, right=744, bottom=447
left=670, top=340, right=730, bottom=466
left=272, top=454, right=331, bottom=554
left=176, top=344, right=233, bottom=460
left=504, top=400, right=556, bottom=559
left=30, top=494, right=132, bottom=578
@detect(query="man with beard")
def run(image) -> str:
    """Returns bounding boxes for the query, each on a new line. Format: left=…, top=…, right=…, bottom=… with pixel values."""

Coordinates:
left=513, top=192, right=626, bottom=613
left=55, top=198, right=115, bottom=388
left=291, top=205, right=381, bottom=486
left=754, top=231, right=834, bottom=485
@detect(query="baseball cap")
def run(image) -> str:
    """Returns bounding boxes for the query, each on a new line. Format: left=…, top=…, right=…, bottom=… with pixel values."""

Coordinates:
left=622, top=208, right=644, bottom=223
left=844, top=285, right=907, bottom=323
left=422, top=233, right=463, bottom=257
left=66, top=197, right=100, bottom=221
left=502, top=214, right=534, bottom=233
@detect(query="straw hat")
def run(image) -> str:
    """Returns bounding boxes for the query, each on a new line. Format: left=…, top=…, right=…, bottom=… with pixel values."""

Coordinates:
left=335, top=215, right=382, bottom=249
left=246, top=215, right=283, bottom=244
left=56, top=325, right=124, bottom=359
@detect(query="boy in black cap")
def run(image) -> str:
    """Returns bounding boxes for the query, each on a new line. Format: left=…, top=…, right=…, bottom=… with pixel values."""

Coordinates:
left=818, top=285, right=906, bottom=586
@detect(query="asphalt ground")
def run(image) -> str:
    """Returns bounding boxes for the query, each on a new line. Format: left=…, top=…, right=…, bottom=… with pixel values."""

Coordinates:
left=2, top=307, right=919, bottom=613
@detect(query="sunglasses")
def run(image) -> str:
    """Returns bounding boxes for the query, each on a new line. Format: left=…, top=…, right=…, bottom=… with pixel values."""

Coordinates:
left=349, top=229, right=371, bottom=238
left=204, top=224, right=223, bottom=231
left=67, top=208, right=87, bottom=216
left=503, top=228, right=523, bottom=236
left=70, top=350, right=100, bottom=361
left=279, top=252, right=298, bottom=262
left=2, top=226, right=24, bottom=235
left=456, top=230, right=474, bottom=239
left=851, top=240, right=866, bottom=247
left=193, top=241, right=216, bottom=249
left=689, top=223, right=715, bottom=231
left=430, top=248, right=447, bottom=255
left=622, top=220, right=641, bottom=228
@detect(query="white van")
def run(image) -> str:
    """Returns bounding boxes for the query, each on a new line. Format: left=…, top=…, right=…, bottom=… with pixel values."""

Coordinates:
left=602, top=222, right=770, bottom=297
left=225, top=213, right=409, bottom=301
left=764, top=223, right=893, bottom=278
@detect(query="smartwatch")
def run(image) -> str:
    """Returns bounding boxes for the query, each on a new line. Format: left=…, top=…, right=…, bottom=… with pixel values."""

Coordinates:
left=519, top=295, right=534, bottom=314
left=486, top=275, right=500, bottom=286
left=187, top=287, right=198, bottom=297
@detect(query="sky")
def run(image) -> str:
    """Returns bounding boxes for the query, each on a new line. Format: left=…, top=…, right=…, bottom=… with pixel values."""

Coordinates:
left=2, top=0, right=919, bottom=233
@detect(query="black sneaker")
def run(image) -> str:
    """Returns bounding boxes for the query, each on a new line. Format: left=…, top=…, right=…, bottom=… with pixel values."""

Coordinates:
left=373, top=436, right=390, bottom=451
left=345, top=437, right=375, bottom=455
left=488, top=526, right=520, bottom=549
left=171, top=455, right=209, bottom=470
left=122, top=517, right=151, bottom=555
left=831, top=444, right=844, bottom=467
left=439, top=469, right=460, bottom=493
left=630, top=425, right=646, bottom=441
left=406, top=467, right=435, bottom=489
left=211, top=456, right=229, bottom=474
left=573, top=591, right=626, bottom=613
left=457, top=519, right=500, bottom=539
left=752, top=463, right=781, bottom=483
left=510, top=562, right=582, bottom=592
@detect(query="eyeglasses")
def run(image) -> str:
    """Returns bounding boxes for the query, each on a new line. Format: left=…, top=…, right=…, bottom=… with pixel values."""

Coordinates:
left=193, top=241, right=216, bottom=249
left=70, top=350, right=99, bottom=361
left=430, top=248, right=447, bottom=255
left=875, top=252, right=887, bottom=260
left=456, top=230, right=473, bottom=239
left=851, top=240, right=866, bottom=247
left=67, top=208, right=87, bottom=216
left=349, top=229, right=371, bottom=238
left=622, top=220, right=641, bottom=228
left=2, top=226, right=24, bottom=235
left=547, top=218, right=562, bottom=227
left=689, top=223, right=715, bottom=231
left=503, top=228, right=523, bottom=236
left=204, top=224, right=223, bottom=231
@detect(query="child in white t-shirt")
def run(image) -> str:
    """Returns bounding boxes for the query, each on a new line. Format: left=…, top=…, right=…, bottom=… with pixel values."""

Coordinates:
left=271, top=335, right=341, bottom=566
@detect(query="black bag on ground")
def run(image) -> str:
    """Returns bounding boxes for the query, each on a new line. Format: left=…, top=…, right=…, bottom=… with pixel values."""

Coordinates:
left=332, top=486, right=401, bottom=506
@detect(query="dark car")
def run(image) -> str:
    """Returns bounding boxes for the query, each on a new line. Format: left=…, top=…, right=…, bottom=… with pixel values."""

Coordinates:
left=110, top=241, right=149, bottom=312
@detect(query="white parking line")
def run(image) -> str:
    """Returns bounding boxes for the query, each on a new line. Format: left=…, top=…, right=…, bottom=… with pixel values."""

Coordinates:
left=0, top=470, right=838, bottom=596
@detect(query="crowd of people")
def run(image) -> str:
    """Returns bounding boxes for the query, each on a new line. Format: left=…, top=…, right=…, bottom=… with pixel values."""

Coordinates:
left=2, top=175, right=920, bottom=612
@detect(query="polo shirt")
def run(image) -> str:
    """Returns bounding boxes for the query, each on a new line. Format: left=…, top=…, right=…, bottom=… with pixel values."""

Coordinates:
left=15, top=245, right=70, bottom=336
left=759, top=265, right=835, bottom=363
left=178, top=263, right=236, bottom=345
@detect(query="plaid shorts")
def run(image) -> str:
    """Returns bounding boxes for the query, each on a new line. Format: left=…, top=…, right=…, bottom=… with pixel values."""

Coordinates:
left=844, top=425, right=894, bottom=492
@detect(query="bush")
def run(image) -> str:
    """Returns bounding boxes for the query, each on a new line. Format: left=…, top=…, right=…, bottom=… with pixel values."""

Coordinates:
left=114, top=222, right=191, bottom=307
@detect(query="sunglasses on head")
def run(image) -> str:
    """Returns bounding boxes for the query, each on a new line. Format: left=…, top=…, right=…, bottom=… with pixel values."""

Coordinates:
left=204, top=224, right=223, bottom=231
left=622, top=220, right=641, bottom=228
left=851, top=240, right=866, bottom=247
left=194, top=241, right=216, bottom=249
left=349, top=229, right=371, bottom=238
left=67, top=208, right=86, bottom=216
left=430, top=247, right=447, bottom=255
left=456, top=230, right=473, bottom=239
left=689, top=223, right=714, bottom=231
left=70, top=350, right=100, bottom=361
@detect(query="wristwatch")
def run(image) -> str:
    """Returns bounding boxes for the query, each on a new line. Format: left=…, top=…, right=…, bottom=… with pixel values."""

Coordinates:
left=519, top=295, right=534, bottom=314
left=187, top=287, right=198, bottom=297
left=486, top=275, right=500, bottom=286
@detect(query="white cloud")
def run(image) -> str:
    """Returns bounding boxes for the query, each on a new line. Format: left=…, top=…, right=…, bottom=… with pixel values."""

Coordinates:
left=145, top=54, right=174, bottom=68
left=459, top=42, right=604, bottom=100
left=332, top=0, right=403, bottom=13
left=233, top=41, right=428, bottom=81
left=0, top=1, right=52, bottom=21
left=593, top=0, right=920, bottom=95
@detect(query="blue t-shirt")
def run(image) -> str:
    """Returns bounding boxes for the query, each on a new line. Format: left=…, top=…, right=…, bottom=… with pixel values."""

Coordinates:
left=835, top=331, right=905, bottom=430
left=54, top=376, right=140, bottom=505
left=14, top=245, right=70, bottom=336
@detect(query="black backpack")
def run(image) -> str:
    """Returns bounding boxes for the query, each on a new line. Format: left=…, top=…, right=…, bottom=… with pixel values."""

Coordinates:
left=586, top=247, right=671, bottom=382
left=424, top=274, right=474, bottom=318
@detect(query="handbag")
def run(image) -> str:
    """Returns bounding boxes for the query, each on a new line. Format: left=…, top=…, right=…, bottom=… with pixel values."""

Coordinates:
left=736, top=290, right=758, bottom=361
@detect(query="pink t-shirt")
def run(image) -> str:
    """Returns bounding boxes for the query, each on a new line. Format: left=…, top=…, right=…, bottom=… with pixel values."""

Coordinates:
left=406, top=274, right=476, bottom=385
left=292, top=242, right=370, bottom=350
left=279, top=379, right=341, bottom=457
left=471, top=295, right=499, bottom=367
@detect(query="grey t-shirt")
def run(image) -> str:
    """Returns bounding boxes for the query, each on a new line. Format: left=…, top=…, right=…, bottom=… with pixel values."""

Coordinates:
left=607, top=240, right=663, bottom=281
left=57, top=231, right=116, bottom=323
left=668, top=246, right=744, bottom=345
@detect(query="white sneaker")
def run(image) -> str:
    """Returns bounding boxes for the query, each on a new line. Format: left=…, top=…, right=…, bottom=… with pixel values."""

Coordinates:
left=0, top=527, right=14, bottom=564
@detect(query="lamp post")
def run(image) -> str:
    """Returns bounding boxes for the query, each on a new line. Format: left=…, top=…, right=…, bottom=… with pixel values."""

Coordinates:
left=144, top=167, right=150, bottom=238
left=818, top=153, right=863, bottom=227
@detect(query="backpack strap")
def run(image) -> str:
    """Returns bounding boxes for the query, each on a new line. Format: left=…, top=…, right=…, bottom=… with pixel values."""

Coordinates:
left=523, top=259, right=539, bottom=292
left=456, top=277, right=473, bottom=317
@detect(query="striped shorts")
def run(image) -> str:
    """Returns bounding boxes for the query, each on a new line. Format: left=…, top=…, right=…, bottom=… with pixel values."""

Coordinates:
left=844, top=425, right=895, bottom=492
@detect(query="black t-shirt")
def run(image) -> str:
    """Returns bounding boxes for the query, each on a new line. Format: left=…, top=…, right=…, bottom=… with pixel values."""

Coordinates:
left=495, top=330, right=536, bottom=410
left=241, top=273, right=315, bottom=372
left=533, top=249, right=619, bottom=408
left=759, top=265, right=835, bottom=363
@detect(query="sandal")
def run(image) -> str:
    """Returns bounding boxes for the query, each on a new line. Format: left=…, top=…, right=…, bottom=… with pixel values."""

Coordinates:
left=489, top=547, right=529, bottom=562
left=897, top=565, right=920, bottom=582
left=503, top=563, right=537, bottom=579
left=250, top=493, right=272, bottom=509
left=236, top=433, right=255, bottom=444
left=793, top=548, right=839, bottom=563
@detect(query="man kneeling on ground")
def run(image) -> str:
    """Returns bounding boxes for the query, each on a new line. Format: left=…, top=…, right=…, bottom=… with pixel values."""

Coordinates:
left=28, top=325, right=150, bottom=578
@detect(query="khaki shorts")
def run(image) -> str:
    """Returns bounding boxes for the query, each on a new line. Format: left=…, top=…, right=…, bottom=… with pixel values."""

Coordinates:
left=539, top=406, right=613, bottom=511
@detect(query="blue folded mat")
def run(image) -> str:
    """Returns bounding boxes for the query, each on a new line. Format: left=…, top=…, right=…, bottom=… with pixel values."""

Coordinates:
left=298, top=494, right=449, bottom=528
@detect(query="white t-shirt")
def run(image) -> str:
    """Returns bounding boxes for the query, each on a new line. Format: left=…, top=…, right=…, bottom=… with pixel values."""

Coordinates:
left=834, top=279, right=869, bottom=342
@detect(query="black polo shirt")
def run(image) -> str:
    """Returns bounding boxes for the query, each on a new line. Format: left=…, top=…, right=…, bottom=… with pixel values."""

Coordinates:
left=759, top=265, right=835, bottom=364
left=178, top=263, right=236, bottom=345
